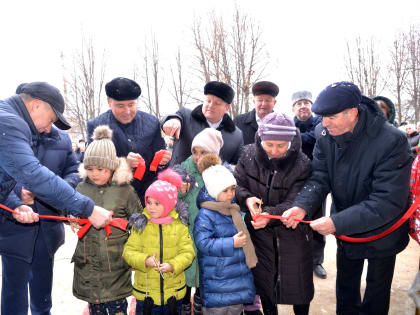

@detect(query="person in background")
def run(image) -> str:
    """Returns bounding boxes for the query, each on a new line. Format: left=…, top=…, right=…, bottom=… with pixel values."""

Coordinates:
left=373, top=96, right=397, bottom=125
left=75, top=139, right=86, bottom=162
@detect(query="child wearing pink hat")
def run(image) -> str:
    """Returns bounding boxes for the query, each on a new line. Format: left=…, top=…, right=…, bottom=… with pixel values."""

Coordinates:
left=123, top=169, right=195, bottom=315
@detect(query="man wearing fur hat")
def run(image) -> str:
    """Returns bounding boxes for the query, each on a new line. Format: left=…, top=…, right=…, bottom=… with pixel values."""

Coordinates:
left=234, top=81, right=279, bottom=145
left=162, top=81, right=243, bottom=165
left=87, top=77, right=171, bottom=206
left=291, top=90, right=326, bottom=280
left=283, top=82, right=412, bottom=315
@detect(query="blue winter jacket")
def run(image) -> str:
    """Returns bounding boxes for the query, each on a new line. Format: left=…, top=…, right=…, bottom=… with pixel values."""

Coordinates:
left=1, top=127, right=81, bottom=262
left=0, top=95, right=94, bottom=217
left=193, top=187, right=255, bottom=308
left=87, top=110, right=165, bottom=205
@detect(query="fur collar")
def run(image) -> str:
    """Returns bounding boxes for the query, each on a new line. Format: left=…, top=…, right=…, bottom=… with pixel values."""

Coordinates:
left=191, top=104, right=236, bottom=133
left=78, top=158, right=133, bottom=186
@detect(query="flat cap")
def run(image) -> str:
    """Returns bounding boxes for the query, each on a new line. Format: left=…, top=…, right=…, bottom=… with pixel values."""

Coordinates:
left=105, top=77, right=141, bottom=101
left=204, top=81, right=234, bottom=104
left=252, top=81, right=279, bottom=97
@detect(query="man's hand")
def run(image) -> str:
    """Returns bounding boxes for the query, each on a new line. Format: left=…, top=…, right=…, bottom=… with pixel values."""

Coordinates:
left=246, top=197, right=262, bottom=216
left=88, top=206, right=113, bottom=229
left=13, top=205, right=39, bottom=223
left=21, top=187, right=35, bottom=205
left=310, top=216, right=336, bottom=235
left=127, top=152, right=144, bottom=168
left=233, top=231, right=247, bottom=248
left=282, top=206, right=307, bottom=229
left=159, top=150, right=172, bottom=166
left=162, top=119, right=181, bottom=139
left=250, top=212, right=270, bottom=230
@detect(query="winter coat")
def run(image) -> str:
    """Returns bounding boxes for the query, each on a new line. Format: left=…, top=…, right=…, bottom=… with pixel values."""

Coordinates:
left=178, top=155, right=205, bottom=288
left=87, top=110, right=166, bottom=205
left=161, top=105, right=243, bottom=165
left=294, top=115, right=322, bottom=160
left=72, top=159, right=143, bottom=304
left=194, top=187, right=256, bottom=308
left=234, top=132, right=314, bottom=305
left=0, top=127, right=80, bottom=262
left=233, top=108, right=259, bottom=145
left=0, top=95, right=94, bottom=217
left=122, top=209, right=194, bottom=306
left=294, top=96, right=412, bottom=259
left=408, top=131, right=420, bottom=155
left=409, top=153, right=420, bottom=244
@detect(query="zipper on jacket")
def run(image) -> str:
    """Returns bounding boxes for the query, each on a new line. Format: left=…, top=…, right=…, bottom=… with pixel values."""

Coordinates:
left=266, top=170, right=276, bottom=202
left=159, top=224, right=164, bottom=306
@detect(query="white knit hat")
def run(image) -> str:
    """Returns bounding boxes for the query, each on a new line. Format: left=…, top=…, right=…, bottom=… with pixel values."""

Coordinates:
left=202, top=165, right=237, bottom=200
left=191, top=128, right=224, bottom=155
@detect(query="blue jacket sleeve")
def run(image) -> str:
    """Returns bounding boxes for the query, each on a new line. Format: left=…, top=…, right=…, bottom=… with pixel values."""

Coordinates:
left=61, top=135, right=82, bottom=188
left=2, top=190, right=24, bottom=218
left=193, top=209, right=234, bottom=257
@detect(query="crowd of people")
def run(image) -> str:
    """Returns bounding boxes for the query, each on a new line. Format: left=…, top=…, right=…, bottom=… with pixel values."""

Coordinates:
left=0, top=77, right=419, bottom=315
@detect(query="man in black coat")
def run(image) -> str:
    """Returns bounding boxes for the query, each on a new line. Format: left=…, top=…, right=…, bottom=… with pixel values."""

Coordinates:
left=87, top=77, right=171, bottom=205
left=162, top=81, right=243, bottom=165
left=291, top=90, right=326, bottom=280
left=283, top=82, right=412, bottom=315
left=233, top=81, right=279, bottom=145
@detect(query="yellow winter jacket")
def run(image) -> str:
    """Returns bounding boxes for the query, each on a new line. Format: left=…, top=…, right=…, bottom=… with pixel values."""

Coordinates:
left=122, top=209, right=194, bottom=305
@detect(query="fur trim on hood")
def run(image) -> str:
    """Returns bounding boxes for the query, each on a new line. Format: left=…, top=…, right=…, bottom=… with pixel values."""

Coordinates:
left=78, top=157, right=133, bottom=186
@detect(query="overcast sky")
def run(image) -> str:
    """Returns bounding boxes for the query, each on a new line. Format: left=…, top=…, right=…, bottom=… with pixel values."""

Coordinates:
left=1, top=0, right=419, bottom=116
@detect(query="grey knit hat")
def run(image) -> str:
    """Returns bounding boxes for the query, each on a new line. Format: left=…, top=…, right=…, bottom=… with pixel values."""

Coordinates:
left=83, top=125, right=119, bottom=170
left=292, top=90, right=313, bottom=106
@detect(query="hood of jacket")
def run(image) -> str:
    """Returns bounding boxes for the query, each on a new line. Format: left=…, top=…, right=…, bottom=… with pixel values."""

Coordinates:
left=373, top=95, right=396, bottom=124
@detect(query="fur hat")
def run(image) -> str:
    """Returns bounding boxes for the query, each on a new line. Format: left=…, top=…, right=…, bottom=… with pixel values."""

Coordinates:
left=105, top=77, right=141, bottom=101
left=252, top=81, right=279, bottom=97
left=83, top=125, right=119, bottom=170
left=144, top=169, right=183, bottom=218
left=291, top=90, right=313, bottom=105
left=312, top=82, right=362, bottom=116
left=204, top=81, right=235, bottom=104
left=191, top=128, right=224, bottom=155
left=257, top=112, right=296, bottom=142
left=199, top=154, right=236, bottom=200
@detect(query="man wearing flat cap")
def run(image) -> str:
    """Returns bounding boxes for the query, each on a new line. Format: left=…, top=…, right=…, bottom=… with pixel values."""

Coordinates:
left=291, top=90, right=327, bottom=280
left=234, top=81, right=279, bottom=145
left=87, top=77, right=170, bottom=205
left=162, top=81, right=243, bottom=165
left=283, top=82, right=411, bottom=314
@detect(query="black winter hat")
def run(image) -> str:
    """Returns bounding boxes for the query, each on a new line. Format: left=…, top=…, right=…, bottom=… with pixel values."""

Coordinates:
left=204, top=81, right=234, bottom=104
left=105, top=77, right=141, bottom=101
left=312, top=81, right=362, bottom=116
left=252, top=81, right=279, bottom=97
left=18, top=82, right=71, bottom=130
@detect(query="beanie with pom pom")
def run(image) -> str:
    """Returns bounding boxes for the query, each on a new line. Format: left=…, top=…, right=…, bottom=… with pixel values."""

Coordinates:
left=83, top=125, right=119, bottom=170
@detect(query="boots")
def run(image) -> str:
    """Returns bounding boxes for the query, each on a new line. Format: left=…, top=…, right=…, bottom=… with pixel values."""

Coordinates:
left=180, top=302, right=191, bottom=315
left=193, top=294, right=202, bottom=315
left=142, top=297, right=154, bottom=315
left=167, top=297, right=180, bottom=315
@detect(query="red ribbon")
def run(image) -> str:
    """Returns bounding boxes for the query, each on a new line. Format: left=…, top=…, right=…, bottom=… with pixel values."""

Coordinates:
left=0, top=203, right=128, bottom=239
left=133, top=157, right=146, bottom=181
left=251, top=196, right=420, bottom=243
left=150, top=150, right=166, bottom=172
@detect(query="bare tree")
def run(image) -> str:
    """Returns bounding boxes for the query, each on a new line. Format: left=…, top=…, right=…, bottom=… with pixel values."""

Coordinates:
left=61, top=37, right=106, bottom=140
left=345, top=37, right=386, bottom=98
left=191, top=5, right=268, bottom=117
left=406, top=26, right=420, bottom=123
left=170, top=48, right=192, bottom=108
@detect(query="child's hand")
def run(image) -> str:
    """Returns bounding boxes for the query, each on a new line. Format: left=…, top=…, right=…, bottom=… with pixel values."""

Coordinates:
left=70, top=221, right=82, bottom=233
left=145, top=253, right=160, bottom=269
left=251, top=212, right=270, bottom=230
left=233, top=231, right=247, bottom=248
left=180, top=182, right=190, bottom=194
left=159, top=263, right=174, bottom=273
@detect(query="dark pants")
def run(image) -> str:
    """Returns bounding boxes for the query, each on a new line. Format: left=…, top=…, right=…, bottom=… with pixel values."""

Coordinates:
left=336, top=247, right=396, bottom=315
left=312, top=202, right=326, bottom=265
left=89, top=298, right=128, bottom=315
left=136, top=299, right=182, bottom=315
left=1, top=233, right=53, bottom=315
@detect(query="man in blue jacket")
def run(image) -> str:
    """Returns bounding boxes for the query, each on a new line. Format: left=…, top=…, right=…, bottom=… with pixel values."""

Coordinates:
left=283, top=82, right=411, bottom=315
left=0, top=82, right=112, bottom=223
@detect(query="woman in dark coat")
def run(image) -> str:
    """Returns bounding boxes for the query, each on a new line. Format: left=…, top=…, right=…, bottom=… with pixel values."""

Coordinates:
left=234, top=113, right=314, bottom=315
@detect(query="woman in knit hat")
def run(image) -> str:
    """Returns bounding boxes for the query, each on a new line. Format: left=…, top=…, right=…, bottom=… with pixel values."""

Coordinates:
left=122, top=168, right=195, bottom=315
left=234, top=112, right=314, bottom=315
left=194, top=154, right=257, bottom=314
left=71, top=125, right=143, bottom=315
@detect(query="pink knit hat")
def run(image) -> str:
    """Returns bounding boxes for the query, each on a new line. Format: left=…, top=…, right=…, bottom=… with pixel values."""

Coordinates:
left=191, top=128, right=224, bottom=155
left=144, top=169, right=183, bottom=219
left=257, top=112, right=296, bottom=142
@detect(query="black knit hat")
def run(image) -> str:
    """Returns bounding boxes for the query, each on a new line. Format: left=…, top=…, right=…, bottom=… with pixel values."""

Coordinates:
left=204, top=81, right=234, bottom=104
left=252, top=81, right=279, bottom=97
left=105, top=77, right=141, bottom=101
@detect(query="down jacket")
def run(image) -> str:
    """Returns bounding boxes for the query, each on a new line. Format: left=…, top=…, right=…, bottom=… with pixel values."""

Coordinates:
left=194, top=187, right=256, bottom=308
left=294, top=96, right=412, bottom=259
left=122, top=209, right=194, bottom=306
left=72, top=159, right=143, bottom=304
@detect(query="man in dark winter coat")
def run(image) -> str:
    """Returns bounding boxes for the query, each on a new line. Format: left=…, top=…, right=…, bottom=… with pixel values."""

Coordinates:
left=0, top=82, right=112, bottom=226
left=87, top=77, right=171, bottom=206
left=284, top=82, right=412, bottom=315
left=234, top=81, right=279, bottom=145
left=162, top=81, right=243, bottom=165
left=74, top=139, right=86, bottom=162
left=291, top=90, right=326, bottom=280
left=2, top=126, right=80, bottom=315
